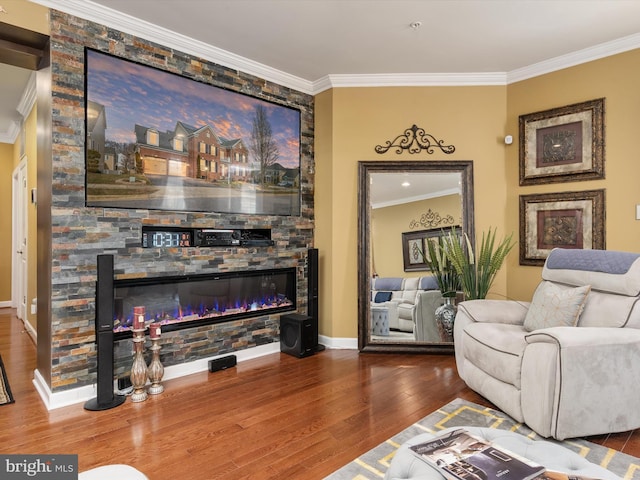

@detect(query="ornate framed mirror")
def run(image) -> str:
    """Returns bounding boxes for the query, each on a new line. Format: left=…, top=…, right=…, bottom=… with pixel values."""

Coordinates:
left=357, top=160, right=475, bottom=353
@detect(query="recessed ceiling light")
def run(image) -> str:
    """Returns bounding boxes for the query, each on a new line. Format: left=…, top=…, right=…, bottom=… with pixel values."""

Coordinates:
left=401, top=181, right=411, bottom=187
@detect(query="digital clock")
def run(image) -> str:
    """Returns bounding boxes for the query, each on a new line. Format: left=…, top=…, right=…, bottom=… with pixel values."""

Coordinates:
left=142, top=227, right=193, bottom=248
left=141, top=226, right=273, bottom=247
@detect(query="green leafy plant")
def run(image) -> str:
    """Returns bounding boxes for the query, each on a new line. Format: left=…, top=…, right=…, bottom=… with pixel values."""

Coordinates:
left=441, top=227, right=515, bottom=300
left=421, top=233, right=462, bottom=298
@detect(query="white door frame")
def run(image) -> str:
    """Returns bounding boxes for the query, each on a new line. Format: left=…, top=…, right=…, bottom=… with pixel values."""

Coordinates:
left=11, top=158, right=28, bottom=320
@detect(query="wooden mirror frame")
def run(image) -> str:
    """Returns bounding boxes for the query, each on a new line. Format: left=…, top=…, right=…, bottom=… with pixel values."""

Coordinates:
left=357, top=160, right=475, bottom=353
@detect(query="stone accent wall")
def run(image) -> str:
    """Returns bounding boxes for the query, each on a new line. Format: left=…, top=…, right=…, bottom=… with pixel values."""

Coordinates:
left=48, top=10, right=314, bottom=392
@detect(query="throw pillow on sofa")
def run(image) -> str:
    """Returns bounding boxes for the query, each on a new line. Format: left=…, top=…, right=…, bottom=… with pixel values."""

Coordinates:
left=374, top=291, right=393, bottom=303
left=523, top=282, right=591, bottom=332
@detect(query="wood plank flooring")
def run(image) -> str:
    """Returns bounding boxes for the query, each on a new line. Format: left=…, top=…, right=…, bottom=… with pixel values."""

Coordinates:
left=0, top=308, right=638, bottom=479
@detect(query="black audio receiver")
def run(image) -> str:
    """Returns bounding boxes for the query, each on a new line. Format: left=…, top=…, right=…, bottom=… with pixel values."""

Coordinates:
left=194, top=229, right=240, bottom=246
left=193, top=228, right=274, bottom=247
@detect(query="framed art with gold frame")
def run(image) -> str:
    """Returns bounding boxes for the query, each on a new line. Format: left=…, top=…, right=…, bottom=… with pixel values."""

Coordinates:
left=519, top=98, right=605, bottom=186
left=519, top=189, right=605, bottom=266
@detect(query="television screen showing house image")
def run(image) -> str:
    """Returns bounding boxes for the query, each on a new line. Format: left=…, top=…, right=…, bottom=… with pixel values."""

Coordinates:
left=84, top=48, right=301, bottom=215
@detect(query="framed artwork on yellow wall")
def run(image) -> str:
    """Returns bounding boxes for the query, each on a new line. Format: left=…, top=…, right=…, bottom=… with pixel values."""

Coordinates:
left=519, top=189, right=605, bottom=266
left=519, top=98, right=605, bottom=186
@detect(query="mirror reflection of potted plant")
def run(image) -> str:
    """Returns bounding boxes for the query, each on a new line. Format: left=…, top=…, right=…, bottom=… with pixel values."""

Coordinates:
left=421, top=233, right=462, bottom=342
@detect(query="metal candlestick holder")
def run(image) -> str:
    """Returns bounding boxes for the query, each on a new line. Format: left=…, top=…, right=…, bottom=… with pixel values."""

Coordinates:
left=130, top=328, right=148, bottom=402
left=146, top=338, right=164, bottom=395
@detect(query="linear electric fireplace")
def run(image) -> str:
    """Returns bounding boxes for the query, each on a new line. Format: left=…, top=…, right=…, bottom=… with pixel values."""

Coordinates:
left=113, top=268, right=296, bottom=339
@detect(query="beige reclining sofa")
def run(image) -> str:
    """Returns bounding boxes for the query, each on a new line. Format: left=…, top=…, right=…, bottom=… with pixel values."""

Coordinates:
left=454, top=248, right=640, bottom=440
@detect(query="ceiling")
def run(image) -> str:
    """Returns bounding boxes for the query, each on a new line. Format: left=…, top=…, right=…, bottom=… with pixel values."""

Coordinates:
left=4, top=0, right=640, bottom=145
left=370, top=172, right=461, bottom=208
left=37, top=0, right=640, bottom=89
left=0, top=63, right=33, bottom=142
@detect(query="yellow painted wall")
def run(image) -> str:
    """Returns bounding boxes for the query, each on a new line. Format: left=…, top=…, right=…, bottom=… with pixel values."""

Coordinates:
left=315, top=86, right=508, bottom=338
left=2, top=105, right=38, bottom=331
left=314, top=90, right=335, bottom=336
left=505, top=49, right=640, bottom=301
left=1, top=0, right=49, bottom=33
left=372, top=194, right=461, bottom=277
left=24, top=106, right=38, bottom=332
left=0, top=143, right=12, bottom=302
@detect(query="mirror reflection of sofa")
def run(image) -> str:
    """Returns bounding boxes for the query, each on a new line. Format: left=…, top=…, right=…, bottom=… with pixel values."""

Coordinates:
left=371, top=276, right=445, bottom=342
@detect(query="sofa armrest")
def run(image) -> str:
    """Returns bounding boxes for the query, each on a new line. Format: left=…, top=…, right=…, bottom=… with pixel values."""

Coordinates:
left=453, top=299, right=530, bottom=377
left=414, top=290, right=445, bottom=342
left=389, top=298, right=411, bottom=305
left=456, top=299, right=530, bottom=326
left=525, top=325, right=640, bottom=347
left=521, top=327, right=640, bottom=439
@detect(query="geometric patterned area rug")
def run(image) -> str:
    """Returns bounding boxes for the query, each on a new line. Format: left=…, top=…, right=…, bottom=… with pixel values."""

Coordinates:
left=324, top=398, right=640, bottom=480
left=0, top=354, right=15, bottom=406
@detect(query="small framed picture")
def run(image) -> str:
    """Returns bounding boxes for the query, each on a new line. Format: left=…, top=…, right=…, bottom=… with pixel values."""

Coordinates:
left=519, top=189, right=605, bottom=266
left=401, top=227, right=459, bottom=272
left=519, top=98, right=605, bottom=185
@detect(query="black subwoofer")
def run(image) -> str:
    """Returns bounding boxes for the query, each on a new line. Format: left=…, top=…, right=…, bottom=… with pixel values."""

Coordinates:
left=280, top=313, right=315, bottom=358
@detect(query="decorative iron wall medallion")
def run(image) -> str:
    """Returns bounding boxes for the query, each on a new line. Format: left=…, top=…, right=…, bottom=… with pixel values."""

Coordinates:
left=409, top=209, right=456, bottom=230
left=375, top=124, right=456, bottom=155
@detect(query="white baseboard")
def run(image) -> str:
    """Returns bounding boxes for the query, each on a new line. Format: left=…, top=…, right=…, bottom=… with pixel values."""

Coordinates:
left=319, top=335, right=358, bottom=350
left=32, top=337, right=358, bottom=410
left=0, top=301, right=12, bottom=308
left=22, top=318, right=37, bottom=343
left=33, top=369, right=95, bottom=410
left=160, top=342, right=281, bottom=382
left=34, top=343, right=280, bottom=410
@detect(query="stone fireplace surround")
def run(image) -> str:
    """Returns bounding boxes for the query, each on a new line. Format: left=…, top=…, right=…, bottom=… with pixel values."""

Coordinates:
left=37, top=9, right=315, bottom=408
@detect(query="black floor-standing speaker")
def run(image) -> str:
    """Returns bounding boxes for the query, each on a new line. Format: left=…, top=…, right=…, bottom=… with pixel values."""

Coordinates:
left=84, top=254, right=126, bottom=411
left=307, top=248, right=325, bottom=352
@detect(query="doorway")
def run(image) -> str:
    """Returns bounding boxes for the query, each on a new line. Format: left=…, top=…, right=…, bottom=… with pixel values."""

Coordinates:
left=1, top=21, right=50, bottom=341
left=11, top=158, right=28, bottom=320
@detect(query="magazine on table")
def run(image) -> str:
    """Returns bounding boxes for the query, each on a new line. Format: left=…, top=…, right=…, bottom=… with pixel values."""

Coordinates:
left=409, top=428, right=546, bottom=480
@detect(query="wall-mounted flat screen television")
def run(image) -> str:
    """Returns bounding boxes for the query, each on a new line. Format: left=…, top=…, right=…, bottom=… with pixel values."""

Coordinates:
left=84, top=48, right=301, bottom=216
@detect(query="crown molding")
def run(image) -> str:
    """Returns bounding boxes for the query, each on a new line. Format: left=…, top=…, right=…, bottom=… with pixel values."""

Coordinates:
left=0, top=121, right=20, bottom=144
left=30, top=0, right=316, bottom=95
left=0, top=72, right=36, bottom=144
left=312, top=76, right=335, bottom=95
left=507, top=32, right=640, bottom=84
left=372, top=187, right=461, bottom=210
left=315, top=72, right=507, bottom=93
left=17, top=71, right=37, bottom=118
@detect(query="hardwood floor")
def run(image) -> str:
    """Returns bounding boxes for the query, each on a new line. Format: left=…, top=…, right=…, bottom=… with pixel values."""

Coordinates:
left=0, top=308, right=638, bottom=479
